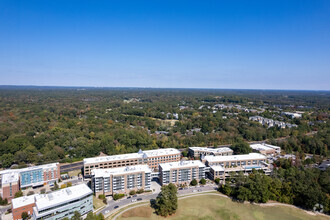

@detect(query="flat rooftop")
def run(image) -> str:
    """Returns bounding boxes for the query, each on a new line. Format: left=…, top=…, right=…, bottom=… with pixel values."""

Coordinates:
left=34, top=184, right=92, bottom=212
left=1, top=172, right=19, bottom=185
left=205, top=153, right=266, bottom=162
left=84, top=148, right=180, bottom=165
left=189, top=147, right=233, bottom=153
left=209, top=165, right=225, bottom=172
left=250, top=143, right=281, bottom=151
left=92, top=165, right=152, bottom=178
left=160, top=160, right=205, bottom=171
left=19, top=163, right=59, bottom=173
left=0, top=163, right=59, bottom=176
left=12, top=195, right=35, bottom=209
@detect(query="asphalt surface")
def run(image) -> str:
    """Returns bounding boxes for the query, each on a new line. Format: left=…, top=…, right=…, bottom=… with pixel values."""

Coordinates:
left=60, top=161, right=84, bottom=173
left=97, top=184, right=217, bottom=216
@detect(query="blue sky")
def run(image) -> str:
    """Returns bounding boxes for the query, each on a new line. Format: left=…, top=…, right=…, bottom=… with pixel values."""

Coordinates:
left=0, top=0, right=329, bottom=90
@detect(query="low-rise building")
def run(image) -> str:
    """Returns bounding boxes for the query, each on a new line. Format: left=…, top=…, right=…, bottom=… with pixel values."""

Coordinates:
left=83, top=148, right=181, bottom=176
left=12, top=195, right=35, bottom=220
left=33, top=184, right=93, bottom=220
left=250, top=143, right=281, bottom=155
left=11, top=184, right=93, bottom=220
left=91, top=165, right=152, bottom=197
left=159, top=160, right=205, bottom=186
left=1, top=172, right=20, bottom=202
left=188, top=147, right=233, bottom=158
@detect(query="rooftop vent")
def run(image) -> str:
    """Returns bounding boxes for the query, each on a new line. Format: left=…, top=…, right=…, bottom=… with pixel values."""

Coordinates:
left=66, top=188, right=72, bottom=195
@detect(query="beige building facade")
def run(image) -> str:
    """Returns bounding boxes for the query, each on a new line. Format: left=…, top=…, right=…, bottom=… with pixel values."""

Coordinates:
left=91, top=165, right=152, bottom=196
left=159, top=160, right=206, bottom=186
left=83, top=148, right=181, bottom=176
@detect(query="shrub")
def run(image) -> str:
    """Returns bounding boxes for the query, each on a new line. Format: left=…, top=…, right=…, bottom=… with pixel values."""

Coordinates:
left=14, top=190, right=23, bottom=198
left=190, top=179, right=197, bottom=186
left=136, top=189, right=144, bottom=194
left=98, top=194, right=106, bottom=200
left=67, top=182, right=72, bottom=187
left=21, top=212, right=29, bottom=220
left=60, top=184, right=67, bottom=189
left=40, top=189, right=46, bottom=194
left=199, top=178, right=206, bottom=185
left=214, top=178, right=220, bottom=184
left=129, top=190, right=136, bottom=195
left=113, top=194, right=125, bottom=201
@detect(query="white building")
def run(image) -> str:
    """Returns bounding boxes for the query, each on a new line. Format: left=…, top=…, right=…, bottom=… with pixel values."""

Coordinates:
left=91, top=165, right=152, bottom=196
left=32, top=184, right=93, bottom=220
left=205, top=153, right=271, bottom=179
left=188, top=147, right=233, bottom=158
left=159, top=160, right=206, bottom=185
left=250, top=143, right=281, bottom=155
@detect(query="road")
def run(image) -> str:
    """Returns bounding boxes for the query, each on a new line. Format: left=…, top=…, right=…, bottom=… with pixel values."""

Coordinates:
left=60, top=161, right=83, bottom=173
left=0, top=204, right=11, bottom=219
left=97, top=184, right=217, bottom=217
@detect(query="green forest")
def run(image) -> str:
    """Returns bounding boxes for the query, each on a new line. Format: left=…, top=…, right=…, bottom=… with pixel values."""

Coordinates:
left=0, top=87, right=329, bottom=168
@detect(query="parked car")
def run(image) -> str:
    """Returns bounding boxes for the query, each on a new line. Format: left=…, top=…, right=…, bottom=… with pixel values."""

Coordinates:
left=137, top=198, right=142, bottom=201
left=133, top=195, right=137, bottom=197
left=131, top=199, right=137, bottom=202
left=105, top=210, right=109, bottom=214
left=127, top=196, right=131, bottom=199
left=114, top=206, right=119, bottom=209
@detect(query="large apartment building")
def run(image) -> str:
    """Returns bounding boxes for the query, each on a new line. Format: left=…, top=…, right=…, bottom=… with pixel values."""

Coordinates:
left=205, top=153, right=270, bottom=180
left=83, top=148, right=181, bottom=176
left=12, top=184, right=93, bottom=220
left=0, top=163, right=60, bottom=201
left=159, top=160, right=206, bottom=186
left=91, top=165, right=152, bottom=196
left=19, top=163, right=60, bottom=188
left=188, top=147, right=233, bottom=158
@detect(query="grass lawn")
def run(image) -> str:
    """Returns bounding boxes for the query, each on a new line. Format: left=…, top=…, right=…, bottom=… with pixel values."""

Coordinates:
left=68, top=169, right=81, bottom=177
left=93, top=196, right=106, bottom=210
left=116, top=194, right=329, bottom=220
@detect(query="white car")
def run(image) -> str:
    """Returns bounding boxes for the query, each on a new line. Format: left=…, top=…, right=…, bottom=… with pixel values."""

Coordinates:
left=131, top=199, right=137, bottom=202
left=105, top=210, right=109, bottom=214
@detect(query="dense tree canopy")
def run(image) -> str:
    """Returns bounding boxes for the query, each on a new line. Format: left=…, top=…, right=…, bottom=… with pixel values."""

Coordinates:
left=0, top=88, right=328, bottom=168
left=154, top=183, right=178, bottom=217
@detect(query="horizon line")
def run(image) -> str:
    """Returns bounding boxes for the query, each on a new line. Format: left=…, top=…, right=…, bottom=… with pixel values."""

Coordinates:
left=0, top=85, right=329, bottom=92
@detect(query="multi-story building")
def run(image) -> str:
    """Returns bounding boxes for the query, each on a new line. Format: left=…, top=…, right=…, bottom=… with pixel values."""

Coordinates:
left=1, top=172, right=20, bottom=202
left=19, top=163, right=60, bottom=188
left=12, top=195, right=35, bottom=220
left=250, top=143, right=281, bottom=155
left=91, top=165, right=151, bottom=197
left=0, top=163, right=60, bottom=192
left=159, top=160, right=205, bottom=186
left=33, top=184, right=92, bottom=220
left=83, top=148, right=181, bottom=177
left=11, top=184, right=93, bottom=220
left=188, top=147, right=233, bottom=158
left=205, top=153, right=271, bottom=180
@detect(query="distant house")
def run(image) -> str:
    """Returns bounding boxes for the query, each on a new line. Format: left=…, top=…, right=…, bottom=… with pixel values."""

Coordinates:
left=318, top=160, right=330, bottom=171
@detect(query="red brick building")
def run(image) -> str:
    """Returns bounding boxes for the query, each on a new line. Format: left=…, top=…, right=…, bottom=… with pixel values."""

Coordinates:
left=12, top=195, right=35, bottom=220
left=1, top=172, right=20, bottom=202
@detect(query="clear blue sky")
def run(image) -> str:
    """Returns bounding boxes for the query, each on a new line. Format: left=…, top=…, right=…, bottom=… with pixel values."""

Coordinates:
left=0, top=0, right=329, bottom=90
